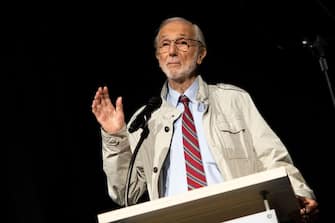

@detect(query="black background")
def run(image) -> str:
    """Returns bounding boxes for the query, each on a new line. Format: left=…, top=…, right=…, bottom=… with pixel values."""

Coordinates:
left=5, top=1, right=335, bottom=222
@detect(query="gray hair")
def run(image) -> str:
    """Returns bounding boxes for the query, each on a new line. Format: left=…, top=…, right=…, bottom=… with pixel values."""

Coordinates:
left=154, top=17, right=207, bottom=49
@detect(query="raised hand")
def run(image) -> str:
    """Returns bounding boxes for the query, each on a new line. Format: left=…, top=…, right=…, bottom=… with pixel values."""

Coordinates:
left=91, top=86, right=125, bottom=133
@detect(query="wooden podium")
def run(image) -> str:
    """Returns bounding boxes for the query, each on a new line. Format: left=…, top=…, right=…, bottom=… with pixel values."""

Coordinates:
left=97, top=167, right=300, bottom=223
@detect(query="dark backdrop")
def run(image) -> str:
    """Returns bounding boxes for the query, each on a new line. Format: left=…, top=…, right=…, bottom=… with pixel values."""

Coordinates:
left=5, top=1, right=334, bottom=222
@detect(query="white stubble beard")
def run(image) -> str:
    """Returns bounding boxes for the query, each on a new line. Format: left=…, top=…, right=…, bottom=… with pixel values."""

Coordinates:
left=159, top=53, right=198, bottom=82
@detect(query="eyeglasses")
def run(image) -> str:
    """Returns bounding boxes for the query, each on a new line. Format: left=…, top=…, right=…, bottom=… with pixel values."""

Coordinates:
left=158, top=38, right=203, bottom=54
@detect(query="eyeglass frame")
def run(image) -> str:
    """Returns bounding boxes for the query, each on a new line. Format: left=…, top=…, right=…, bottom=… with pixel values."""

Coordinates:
left=157, top=37, right=204, bottom=54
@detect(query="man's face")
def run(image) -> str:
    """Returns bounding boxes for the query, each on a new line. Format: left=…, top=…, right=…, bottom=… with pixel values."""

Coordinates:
left=156, top=21, right=205, bottom=82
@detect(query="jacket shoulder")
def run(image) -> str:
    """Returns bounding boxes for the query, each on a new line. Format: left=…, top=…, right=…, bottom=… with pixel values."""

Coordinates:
left=213, top=83, right=247, bottom=93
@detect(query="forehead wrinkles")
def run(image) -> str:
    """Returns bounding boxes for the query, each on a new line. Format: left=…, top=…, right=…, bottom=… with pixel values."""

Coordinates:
left=158, top=22, right=195, bottom=40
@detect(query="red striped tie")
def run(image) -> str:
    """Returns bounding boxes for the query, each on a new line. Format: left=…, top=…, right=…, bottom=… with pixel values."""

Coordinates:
left=180, top=95, right=207, bottom=190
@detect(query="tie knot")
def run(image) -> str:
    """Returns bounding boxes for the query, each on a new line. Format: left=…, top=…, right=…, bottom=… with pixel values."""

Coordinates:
left=179, top=95, right=190, bottom=105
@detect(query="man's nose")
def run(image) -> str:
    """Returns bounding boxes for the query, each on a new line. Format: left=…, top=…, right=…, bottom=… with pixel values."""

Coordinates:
left=168, top=42, right=178, bottom=55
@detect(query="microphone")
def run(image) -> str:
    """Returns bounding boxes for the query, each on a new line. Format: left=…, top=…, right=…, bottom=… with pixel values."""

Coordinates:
left=125, top=96, right=161, bottom=207
left=128, top=96, right=162, bottom=133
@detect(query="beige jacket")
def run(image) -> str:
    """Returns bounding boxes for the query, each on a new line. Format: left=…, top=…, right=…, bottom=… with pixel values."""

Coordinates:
left=101, top=76, right=315, bottom=206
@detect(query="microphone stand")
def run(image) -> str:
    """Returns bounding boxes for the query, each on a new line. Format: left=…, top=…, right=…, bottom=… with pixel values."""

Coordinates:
left=124, top=120, right=150, bottom=207
left=318, top=50, right=335, bottom=111
left=306, top=35, right=335, bottom=111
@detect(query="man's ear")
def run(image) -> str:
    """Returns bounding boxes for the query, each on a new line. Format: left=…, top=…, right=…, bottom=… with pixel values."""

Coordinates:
left=197, top=48, right=207, bottom=65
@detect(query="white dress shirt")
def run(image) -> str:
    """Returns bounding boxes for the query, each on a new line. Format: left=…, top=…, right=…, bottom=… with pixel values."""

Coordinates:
left=164, top=78, right=223, bottom=197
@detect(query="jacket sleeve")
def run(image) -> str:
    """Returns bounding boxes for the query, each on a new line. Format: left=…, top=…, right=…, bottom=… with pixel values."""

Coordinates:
left=241, top=92, right=316, bottom=199
left=101, top=125, right=147, bottom=206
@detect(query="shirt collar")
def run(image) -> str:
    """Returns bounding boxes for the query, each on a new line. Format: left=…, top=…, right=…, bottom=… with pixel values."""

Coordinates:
left=167, top=77, right=199, bottom=107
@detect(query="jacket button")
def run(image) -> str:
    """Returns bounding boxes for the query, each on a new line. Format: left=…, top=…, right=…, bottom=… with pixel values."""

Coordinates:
left=153, top=167, right=158, bottom=173
left=110, top=139, right=120, bottom=146
left=164, top=126, right=170, bottom=132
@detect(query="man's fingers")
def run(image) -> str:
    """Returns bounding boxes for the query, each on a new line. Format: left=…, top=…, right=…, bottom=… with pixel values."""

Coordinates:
left=100, top=86, right=115, bottom=110
left=92, top=86, right=123, bottom=118
left=115, top=96, right=123, bottom=113
left=102, top=86, right=109, bottom=98
left=92, top=87, right=103, bottom=111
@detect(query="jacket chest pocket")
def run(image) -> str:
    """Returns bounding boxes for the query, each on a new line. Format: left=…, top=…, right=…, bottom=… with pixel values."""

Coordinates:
left=216, top=117, right=251, bottom=159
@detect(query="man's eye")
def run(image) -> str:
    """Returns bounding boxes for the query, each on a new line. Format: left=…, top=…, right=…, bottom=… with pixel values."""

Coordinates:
left=177, top=40, right=188, bottom=45
left=161, top=42, right=170, bottom=47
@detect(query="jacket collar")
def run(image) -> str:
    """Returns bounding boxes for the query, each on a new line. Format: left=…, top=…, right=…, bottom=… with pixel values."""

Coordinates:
left=160, top=75, right=209, bottom=105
